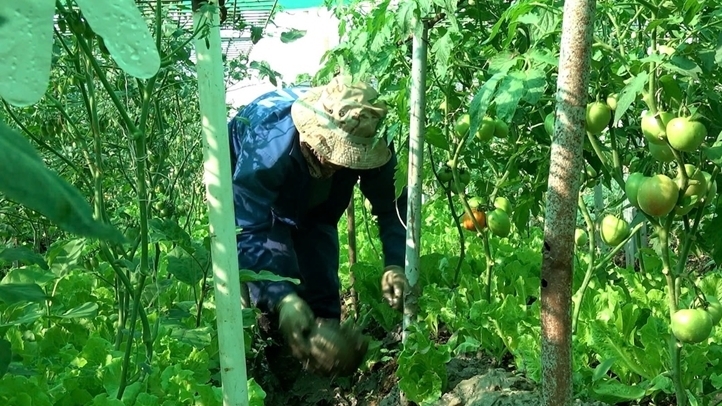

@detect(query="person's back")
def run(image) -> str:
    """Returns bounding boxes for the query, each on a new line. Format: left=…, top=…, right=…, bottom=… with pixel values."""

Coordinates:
left=227, top=76, right=409, bottom=383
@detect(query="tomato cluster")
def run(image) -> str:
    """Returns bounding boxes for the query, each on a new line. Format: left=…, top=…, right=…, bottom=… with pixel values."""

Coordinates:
left=460, top=196, right=512, bottom=238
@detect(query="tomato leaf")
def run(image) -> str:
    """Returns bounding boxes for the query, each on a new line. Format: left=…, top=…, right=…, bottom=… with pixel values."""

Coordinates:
left=522, top=67, right=547, bottom=105
left=658, top=74, right=685, bottom=105
left=166, top=243, right=209, bottom=286
left=700, top=206, right=722, bottom=266
left=279, top=29, right=306, bottom=44
left=665, top=55, right=702, bottom=79
left=431, top=29, right=453, bottom=79
left=613, top=71, right=649, bottom=123
left=467, top=72, right=507, bottom=141
left=714, top=32, right=722, bottom=66
left=0, top=120, right=125, bottom=244
left=425, top=126, right=449, bottom=150
left=395, top=0, right=417, bottom=35
left=493, top=70, right=526, bottom=123
left=703, top=139, right=722, bottom=167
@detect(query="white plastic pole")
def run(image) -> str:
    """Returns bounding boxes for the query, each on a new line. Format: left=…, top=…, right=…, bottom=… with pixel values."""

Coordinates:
left=192, top=3, right=249, bottom=406
left=402, top=20, right=428, bottom=343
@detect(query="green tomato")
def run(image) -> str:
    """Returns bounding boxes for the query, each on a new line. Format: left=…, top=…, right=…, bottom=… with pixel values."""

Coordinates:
left=666, top=116, right=707, bottom=153
left=476, top=116, right=496, bottom=142
left=671, top=308, right=713, bottom=344
left=487, top=209, right=511, bottom=238
left=624, top=172, right=647, bottom=208
left=544, top=112, right=555, bottom=137
left=494, top=119, right=509, bottom=138
left=706, top=296, right=722, bottom=326
left=600, top=215, right=629, bottom=246
left=586, top=102, right=612, bottom=135
left=455, top=114, right=471, bottom=136
left=493, top=196, right=512, bottom=214
left=575, top=228, right=588, bottom=246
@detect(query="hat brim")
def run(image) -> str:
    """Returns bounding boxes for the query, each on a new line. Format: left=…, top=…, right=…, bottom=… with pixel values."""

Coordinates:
left=291, top=88, right=392, bottom=171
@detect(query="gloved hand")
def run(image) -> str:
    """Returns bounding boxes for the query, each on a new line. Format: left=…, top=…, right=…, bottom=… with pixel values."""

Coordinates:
left=303, top=318, right=370, bottom=377
left=381, top=265, right=407, bottom=311
left=276, top=293, right=315, bottom=357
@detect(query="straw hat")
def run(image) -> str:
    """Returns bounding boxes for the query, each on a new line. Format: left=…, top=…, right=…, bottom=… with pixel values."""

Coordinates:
left=290, top=76, right=391, bottom=170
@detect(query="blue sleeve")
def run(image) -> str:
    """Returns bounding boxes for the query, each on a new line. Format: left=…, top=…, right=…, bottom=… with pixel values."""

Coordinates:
left=358, top=148, right=408, bottom=268
left=229, top=110, right=300, bottom=314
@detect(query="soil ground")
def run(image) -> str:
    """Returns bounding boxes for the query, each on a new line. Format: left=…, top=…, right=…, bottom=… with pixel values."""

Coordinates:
left=250, top=351, right=617, bottom=406
left=245, top=300, right=675, bottom=406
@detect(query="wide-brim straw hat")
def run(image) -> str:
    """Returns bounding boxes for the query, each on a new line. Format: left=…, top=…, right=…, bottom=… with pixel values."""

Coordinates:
left=290, top=76, right=391, bottom=170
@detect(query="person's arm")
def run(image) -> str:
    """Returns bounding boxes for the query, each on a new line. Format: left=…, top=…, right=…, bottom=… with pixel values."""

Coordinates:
left=358, top=146, right=408, bottom=268
left=229, top=109, right=301, bottom=314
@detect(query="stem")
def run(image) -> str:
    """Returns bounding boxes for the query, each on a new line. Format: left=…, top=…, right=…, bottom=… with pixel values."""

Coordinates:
left=572, top=193, right=595, bottom=333
left=657, top=214, right=686, bottom=406
left=117, top=64, right=159, bottom=402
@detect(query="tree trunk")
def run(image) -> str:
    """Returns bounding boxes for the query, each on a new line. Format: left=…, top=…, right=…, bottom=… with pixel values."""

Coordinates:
left=540, top=1, right=596, bottom=405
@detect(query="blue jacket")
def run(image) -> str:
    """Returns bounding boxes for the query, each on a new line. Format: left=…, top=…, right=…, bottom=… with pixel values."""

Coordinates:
left=228, top=86, right=408, bottom=316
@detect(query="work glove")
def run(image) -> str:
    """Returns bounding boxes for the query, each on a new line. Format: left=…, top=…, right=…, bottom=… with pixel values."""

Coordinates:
left=277, top=293, right=315, bottom=356
left=381, top=265, right=407, bottom=311
left=301, top=318, right=370, bottom=377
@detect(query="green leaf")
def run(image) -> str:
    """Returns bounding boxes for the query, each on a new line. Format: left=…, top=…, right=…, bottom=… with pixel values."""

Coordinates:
left=0, top=338, right=10, bottom=378
left=703, top=140, right=722, bottom=167
left=248, top=378, right=267, bottom=406
left=701, top=206, right=722, bottom=265
left=592, top=358, right=617, bottom=382
left=239, top=269, right=300, bottom=285
left=522, top=68, right=547, bottom=105
left=250, top=26, right=263, bottom=44
left=715, top=32, right=722, bottom=66
left=659, top=74, right=684, bottom=105
left=526, top=48, right=558, bottom=67
left=666, top=55, right=702, bottom=78
left=0, top=246, right=48, bottom=270
left=169, top=327, right=213, bottom=348
left=467, top=72, right=507, bottom=140
left=0, top=120, right=125, bottom=244
left=58, top=302, right=99, bottom=319
left=395, top=0, right=417, bottom=35
left=147, top=218, right=192, bottom=248
left=431, top=30, right=453, bottom=79
left=592, top=379, right=646, bottom=403
left=166, top=243, right=209, bottom=286
left=488, top=51, right=520, bottom=74
left=280, top=28, right=306, bottom=43
left=493, top=70, right=526, bottom=123
left=0, top=283, right=48, bottom=304
left=425, top=126, right=449, bottom=150
left=1, top=266, right=58, bottom=287
left=613, top=72, right=649, bottom=123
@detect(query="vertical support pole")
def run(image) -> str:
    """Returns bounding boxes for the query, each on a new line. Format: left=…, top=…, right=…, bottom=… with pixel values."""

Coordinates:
left=402, top=20, right=428, bottom=342
left=347, top=190, right=358, bottom=318
left=192, top=2, right=249, bottom=405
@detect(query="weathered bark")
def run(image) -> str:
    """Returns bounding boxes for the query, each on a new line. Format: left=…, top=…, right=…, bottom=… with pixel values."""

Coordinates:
left=540, top=1, right=595, bottom=405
